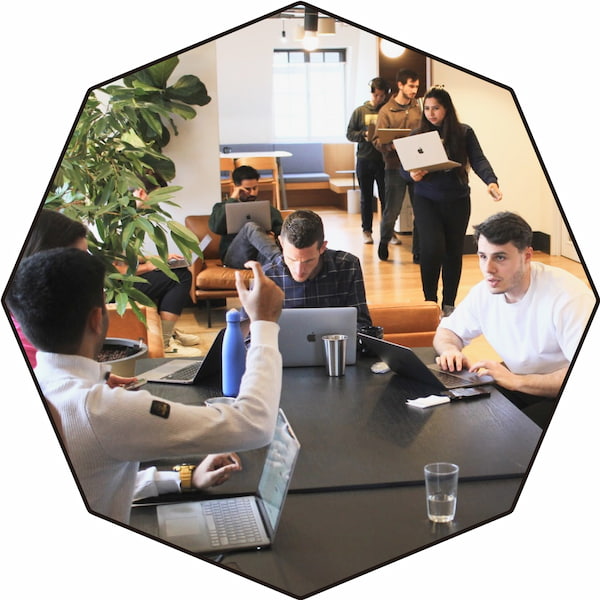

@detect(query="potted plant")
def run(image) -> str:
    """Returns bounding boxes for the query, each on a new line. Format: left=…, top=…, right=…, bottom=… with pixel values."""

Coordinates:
left=44, top=55, right=211, bottom=325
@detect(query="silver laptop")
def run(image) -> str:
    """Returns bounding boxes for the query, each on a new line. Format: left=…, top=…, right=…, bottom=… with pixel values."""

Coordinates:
left=225, top=200, right=272, bottom=234
left=358, top=333, right=493, bottom=390
left=393, top=130, right=461, bottom=172
left=278, top=307, right=357, bottom=367
left=156, top=409, right=300, bottom=554
left=135, top=329, right=224, bottom=385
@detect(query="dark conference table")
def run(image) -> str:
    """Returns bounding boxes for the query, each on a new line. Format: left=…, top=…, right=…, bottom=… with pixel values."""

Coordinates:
left=129, top=351, right=541, bottom=597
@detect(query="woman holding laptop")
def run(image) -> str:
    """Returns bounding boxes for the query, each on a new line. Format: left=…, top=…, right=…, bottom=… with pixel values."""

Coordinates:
left=401, top=86, right=503, bottom=317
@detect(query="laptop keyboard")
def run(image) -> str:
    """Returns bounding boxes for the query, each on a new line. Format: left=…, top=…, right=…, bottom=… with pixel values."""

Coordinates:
left=202, top=497, right=264, bottom=547
left=161, top=362, right=202, bottom=381
left=431, top=368, right=473, bottom=387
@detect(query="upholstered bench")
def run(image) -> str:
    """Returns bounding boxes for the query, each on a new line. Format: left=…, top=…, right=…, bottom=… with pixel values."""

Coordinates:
left=368, top=302, right=441, bottom=347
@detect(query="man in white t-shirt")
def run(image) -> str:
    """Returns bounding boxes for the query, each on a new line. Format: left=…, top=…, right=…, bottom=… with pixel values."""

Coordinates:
left=433, top=211, right=596, bottom=428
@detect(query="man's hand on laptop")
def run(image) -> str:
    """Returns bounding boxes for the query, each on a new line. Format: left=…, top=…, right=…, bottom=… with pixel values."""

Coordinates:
left=235, top=261, right=284, bottom=323
left=436, top=349, right=471, bottom=372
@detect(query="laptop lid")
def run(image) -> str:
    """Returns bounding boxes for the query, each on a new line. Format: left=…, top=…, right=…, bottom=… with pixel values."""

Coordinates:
left=254, top=409, right=300, bottom=540
left=155, top=409, right=300, bottom=553
left=225, top=200, right=272, bottom=234
left=277, top=307, right=357, bottom=367
left=393, top=131, right=461, bottom=172
left=376, top=128, right=411, bottom=144
left=357, top=333, right=492, bottom=390
left=136, top=329, right=224, bottom=385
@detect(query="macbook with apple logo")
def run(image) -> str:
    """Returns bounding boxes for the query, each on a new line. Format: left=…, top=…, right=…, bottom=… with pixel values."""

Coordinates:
left=277, top=307, right=357, bottom=367
left=393, top=130, right=461, bottom=172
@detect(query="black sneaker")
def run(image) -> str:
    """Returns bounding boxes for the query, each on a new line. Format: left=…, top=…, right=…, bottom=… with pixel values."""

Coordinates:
left=378, top=242, right=389, bottom=261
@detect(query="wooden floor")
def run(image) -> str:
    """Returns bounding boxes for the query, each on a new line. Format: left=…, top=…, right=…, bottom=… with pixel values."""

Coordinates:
left=178, top=206, right=589, bottom=361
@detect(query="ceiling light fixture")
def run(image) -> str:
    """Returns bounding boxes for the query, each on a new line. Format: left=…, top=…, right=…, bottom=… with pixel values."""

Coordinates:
left=280, top=19, right=287, bottom=43
left=303, top=7, right=319, bottom=51
left=380, top=39, right=406, bottom=59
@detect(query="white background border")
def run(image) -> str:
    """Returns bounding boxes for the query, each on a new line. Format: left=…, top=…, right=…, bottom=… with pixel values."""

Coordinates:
left=3, top=2, right=598, bottom=598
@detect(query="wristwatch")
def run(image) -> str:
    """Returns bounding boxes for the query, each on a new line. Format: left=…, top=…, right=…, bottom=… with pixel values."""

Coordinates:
left=173, top=464, right=196, bottom=490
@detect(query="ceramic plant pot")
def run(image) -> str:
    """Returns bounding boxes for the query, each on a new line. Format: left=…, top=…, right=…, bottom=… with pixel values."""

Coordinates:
left=97, top=337, right=148, bottom=377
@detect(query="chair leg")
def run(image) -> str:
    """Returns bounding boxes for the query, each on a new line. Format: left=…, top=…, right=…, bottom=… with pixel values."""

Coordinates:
left=205, top=299, right=212, bottom=328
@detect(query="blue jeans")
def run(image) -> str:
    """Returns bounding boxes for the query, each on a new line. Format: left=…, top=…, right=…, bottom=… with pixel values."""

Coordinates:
left=223, top=221, right=281, bottom=269
left=378, top=170, right=418, bottom=254
left=356, top=157, right=385, bottom=233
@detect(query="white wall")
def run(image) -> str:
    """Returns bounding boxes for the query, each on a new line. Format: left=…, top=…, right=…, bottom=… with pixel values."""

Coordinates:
left=162, top=42, right=222, bottom=226
left=430, top=61, right=560, bottom=248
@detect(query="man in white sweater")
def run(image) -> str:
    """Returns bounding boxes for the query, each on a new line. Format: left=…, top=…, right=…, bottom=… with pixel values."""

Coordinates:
left=7, top=248, right=284, bottom=524
left=433, top=211, right=595, bottom=428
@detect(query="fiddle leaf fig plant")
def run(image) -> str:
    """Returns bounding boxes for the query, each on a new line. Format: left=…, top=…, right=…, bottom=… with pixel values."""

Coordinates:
left=45, top=56, right=211, bottom=323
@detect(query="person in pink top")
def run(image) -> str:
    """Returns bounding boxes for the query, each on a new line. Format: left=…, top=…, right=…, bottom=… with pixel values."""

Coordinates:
left=10, top=208, right=134, bottom=387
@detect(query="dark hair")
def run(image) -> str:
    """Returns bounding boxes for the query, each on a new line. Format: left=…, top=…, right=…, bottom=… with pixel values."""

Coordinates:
left=232, top=165, right=261, bottom=186
left=280, top=210, right=325, bottom=249
left=396, top=68, right=419, bottom=85
left=473, top=212, right=533, bottom=251
left=369, top=77, right=390, bottom=94
left=416, top=86, right=467, bottom=178
left=23, top=209, right=87, bottom=258
left=6, top=248, right=106, bottom=354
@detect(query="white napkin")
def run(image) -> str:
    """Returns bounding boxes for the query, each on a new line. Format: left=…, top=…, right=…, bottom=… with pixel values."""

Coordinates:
left=406, top=395, right=450, bottom=409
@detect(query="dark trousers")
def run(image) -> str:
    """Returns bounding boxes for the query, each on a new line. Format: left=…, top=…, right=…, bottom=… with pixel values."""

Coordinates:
left=412, top=193, right=471, bottom=306
left=496, top=386, right=558, bottom=430
left=356, top=157, right=385, bottom=233
left=223, top=221, right=280, bottom=269
left=134, top=267, right=192, bottom=315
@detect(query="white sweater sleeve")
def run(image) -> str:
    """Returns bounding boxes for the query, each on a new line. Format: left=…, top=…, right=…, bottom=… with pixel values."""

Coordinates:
left=86, top=320, right=282, bottom=462
left=132, top=467, right=181, bottom=501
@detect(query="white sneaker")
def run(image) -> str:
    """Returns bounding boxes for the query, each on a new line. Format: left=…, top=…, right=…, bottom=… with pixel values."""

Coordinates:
left=390, top=235, right=402, bottom=245
left=164, top=339, right=203, bottom=356
left=363, top=231, right=374, bottom=244
left=173, top=328, right=201, bottom=346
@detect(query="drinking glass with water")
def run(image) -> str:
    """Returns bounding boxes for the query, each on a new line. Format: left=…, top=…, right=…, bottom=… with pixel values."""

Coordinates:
left=424, top=462, right=459, bottom=523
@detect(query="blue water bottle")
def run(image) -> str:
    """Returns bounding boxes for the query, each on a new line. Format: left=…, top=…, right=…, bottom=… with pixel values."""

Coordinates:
left=222, top=308, right=247, bottom=396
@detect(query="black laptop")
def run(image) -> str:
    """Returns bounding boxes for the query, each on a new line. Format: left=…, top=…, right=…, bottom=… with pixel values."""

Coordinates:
left=135, top=329, right=224, bottom=385
left=358, top=333, right=493, bottom=391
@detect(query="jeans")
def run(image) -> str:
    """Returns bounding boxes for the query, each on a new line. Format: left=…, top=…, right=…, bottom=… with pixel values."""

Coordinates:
left=379, top=170, right=418, bottom=253
left=223, top=221, right=281, bottom=269
left=356, top=157, right=385, bottom=233
left=412, top=193, right=471, bottom=306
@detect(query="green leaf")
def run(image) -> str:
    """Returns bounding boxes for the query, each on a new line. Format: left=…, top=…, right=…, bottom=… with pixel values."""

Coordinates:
left=147, top=257, right=179, bottom=281
left=167, top=220, right=199, bottom=244
left=115, top=291, right=129, bottom=315
left=128, top=301, right=147, bottom=327
left=167, top=75, right=211, bottom=106
left=121, top=129, right=146, bottom=148
left=166, top=102, right=197, bottom=120
left=140, top=57, right=179, bottom=88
